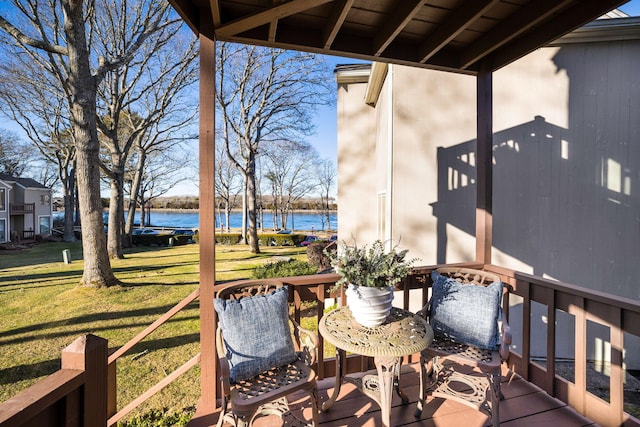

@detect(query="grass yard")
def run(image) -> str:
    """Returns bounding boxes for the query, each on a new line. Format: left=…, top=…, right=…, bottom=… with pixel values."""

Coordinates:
left=0, top=241, right=310, bottom=426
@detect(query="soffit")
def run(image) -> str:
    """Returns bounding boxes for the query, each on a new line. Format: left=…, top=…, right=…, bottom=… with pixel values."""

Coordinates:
left=168, top=0, right=629, bottom=75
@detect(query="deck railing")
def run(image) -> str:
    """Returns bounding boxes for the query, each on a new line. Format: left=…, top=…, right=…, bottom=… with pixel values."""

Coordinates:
left=10, top=203, right=35, bottom=214
left=0, top=334, right=108, bottom=427
left=484, top=264, right=640, bottom=427
left=1, top=264, right=639, bottom=427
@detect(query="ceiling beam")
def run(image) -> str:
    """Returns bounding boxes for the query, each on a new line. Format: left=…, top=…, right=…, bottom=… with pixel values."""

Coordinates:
left=323, top=0, right=354, bottom=49
left=372, top=0, right=425, bottom=56
left=210, top=0, right=221, bottom=28
left=216, top=0, right=333, bottom=37
left=488, top=0, right=628, bottom=71
left=268, top=20, right=278, bottom=42
left=418, top=0, right=500, bottom=64
left=458, top=0, right=574, bottom=70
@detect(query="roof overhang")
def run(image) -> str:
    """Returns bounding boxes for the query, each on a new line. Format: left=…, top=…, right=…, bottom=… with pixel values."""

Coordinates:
left=168, top=0, right=630, bottom=75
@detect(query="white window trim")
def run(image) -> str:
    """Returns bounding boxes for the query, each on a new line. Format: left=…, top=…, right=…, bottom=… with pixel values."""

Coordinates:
left=38, top=215, right=52, bottom=235
left=0, top=218, right=6, bottom=243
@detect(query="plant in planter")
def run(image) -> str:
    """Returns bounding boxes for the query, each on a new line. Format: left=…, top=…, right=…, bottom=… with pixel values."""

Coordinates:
left=326, top=240, right=418, bottom=327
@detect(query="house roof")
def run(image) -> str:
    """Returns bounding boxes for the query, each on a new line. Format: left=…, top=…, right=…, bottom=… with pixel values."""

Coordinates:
left=0, top=173, right=49, bottom=190
left=168, top=0, right=629, bottom=75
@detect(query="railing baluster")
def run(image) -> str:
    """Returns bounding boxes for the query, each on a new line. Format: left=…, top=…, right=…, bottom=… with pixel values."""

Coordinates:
left=570, top=296, right=587, bottom=414
left=546, top=287, right=556, bottom=396
left=610, top=305, right=624, bottom=426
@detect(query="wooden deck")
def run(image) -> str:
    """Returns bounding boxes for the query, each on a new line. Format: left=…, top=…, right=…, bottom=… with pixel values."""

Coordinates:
left=189, top=362, right=598, bottom=427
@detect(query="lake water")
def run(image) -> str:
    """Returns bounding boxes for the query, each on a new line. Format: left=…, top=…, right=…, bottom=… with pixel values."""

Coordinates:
left=55, top=210, right=337, bottom=232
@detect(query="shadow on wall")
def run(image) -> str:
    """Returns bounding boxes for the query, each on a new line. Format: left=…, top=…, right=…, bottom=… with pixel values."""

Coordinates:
left=430, top=41, right=640, bottom=365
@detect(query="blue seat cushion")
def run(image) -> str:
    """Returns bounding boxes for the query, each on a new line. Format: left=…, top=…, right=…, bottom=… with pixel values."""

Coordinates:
left=214, top=286, right=297, bottom=383
left=429, top=270, right=503, bottom=350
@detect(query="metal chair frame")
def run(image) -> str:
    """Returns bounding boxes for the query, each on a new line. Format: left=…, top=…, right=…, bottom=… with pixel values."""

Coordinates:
left=215, top=281, right=319, bottom=427
left=414, top=268, right=512, bottom=427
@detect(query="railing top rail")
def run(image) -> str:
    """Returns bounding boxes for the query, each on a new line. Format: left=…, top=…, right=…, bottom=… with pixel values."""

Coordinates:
left=0, top=369, right=84, bottom=425
left=485, top=264, right=640, bottom=314
left=108, top=287, right=200, bottom=364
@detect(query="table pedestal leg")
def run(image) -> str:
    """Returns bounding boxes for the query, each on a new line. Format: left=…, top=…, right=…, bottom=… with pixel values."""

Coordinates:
left=374, top=356, right=401, bottom=427
left=321, top=348, right=345, bottom=411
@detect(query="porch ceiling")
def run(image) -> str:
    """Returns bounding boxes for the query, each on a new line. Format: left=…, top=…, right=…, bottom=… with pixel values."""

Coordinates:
left=168, top=0, right=628, bottom=74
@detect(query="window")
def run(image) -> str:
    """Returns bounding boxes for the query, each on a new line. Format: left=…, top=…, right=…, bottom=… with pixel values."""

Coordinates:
left=0, top=188, right=5, bottom=211
left=0, top=219, right=5, bottom=242
left=39, top=216, right=51, bottom=235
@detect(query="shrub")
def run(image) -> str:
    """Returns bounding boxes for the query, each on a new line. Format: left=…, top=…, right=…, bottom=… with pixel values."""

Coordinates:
left=253, top=259, right=317, bottom=279
left=216, top=233, right=243, bottom=245
left=118, top=407, right=194, bottom=427
left=257, top=233, right=296, bottom=247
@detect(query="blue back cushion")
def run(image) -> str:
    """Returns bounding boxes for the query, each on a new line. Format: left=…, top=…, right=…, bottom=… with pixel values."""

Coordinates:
left=214, top=286, right=297, bottom=382
left=429, top=271, right=503, bottom=350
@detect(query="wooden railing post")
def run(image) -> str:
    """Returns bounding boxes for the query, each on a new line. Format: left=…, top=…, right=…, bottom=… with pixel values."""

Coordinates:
left=62, top=334, right=108, bottom=427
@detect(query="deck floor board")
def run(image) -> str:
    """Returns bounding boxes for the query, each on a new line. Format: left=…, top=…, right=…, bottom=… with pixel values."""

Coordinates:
left=189, top=362, right=596, bottom=426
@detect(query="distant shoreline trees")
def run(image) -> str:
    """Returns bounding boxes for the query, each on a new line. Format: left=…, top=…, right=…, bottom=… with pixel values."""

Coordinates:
left=82, top=196, right=337, bottom=212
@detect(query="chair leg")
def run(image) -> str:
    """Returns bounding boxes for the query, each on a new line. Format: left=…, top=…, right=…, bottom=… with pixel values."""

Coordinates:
left=309, top=385, right=319, bottom=426
left=489, top=372, right=501, bottom=427
left=414, top=356, right=437, bottom=418
left=217, top=395, right=229, bottom=427
left=414, top=356, right=427, bottom=417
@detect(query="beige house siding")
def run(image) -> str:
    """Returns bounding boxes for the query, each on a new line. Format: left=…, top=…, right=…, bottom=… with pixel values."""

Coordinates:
left=337, top=39, right=640, bottom=298
left=391, top=66, right=478, bottom=264
left=336, top=28, right=640, bottom=364
left=336, top=74, right=379, bottom=245
left=0, top=175, right=53, bottom=241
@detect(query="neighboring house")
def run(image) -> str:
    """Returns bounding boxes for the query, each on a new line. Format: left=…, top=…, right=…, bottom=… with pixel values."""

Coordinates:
left=0, top=173, right=53, bottom=244
left=336, top=16, right=640, bottom=365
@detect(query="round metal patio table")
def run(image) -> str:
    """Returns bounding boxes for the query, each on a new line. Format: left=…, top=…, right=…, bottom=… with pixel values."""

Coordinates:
left=319, top=306, right=433, bottom=427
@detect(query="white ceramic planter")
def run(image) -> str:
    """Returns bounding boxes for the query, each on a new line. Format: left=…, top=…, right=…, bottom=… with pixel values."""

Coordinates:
left=346, top=284, right=394, bottom=327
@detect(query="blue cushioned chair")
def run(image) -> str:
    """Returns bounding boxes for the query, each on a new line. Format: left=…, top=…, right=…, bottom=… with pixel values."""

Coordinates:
left=414, top=268, right=511, bottom=427
left=214, top=280, right=319, bottom=427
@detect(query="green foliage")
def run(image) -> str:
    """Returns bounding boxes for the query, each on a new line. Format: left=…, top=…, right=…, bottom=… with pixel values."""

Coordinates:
left=193, top=233, right=312, bottom=246
left=253, top=259, right=317, bottom=279
left=327, top=240, right=418, bottom=290
left=117, top=407, right=195, bottom=427
left=215, top=233, right=243, bottom=245
left=257, top=233, right=307, bottom=247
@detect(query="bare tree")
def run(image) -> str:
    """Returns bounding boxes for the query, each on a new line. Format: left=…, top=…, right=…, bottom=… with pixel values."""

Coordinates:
left=130, top=150, right=187, bottom=228
left=317, top=158, right=336, bottom=231
left=124, top=130, right=192, bottom=234
left=216, top=42, right=332, bottom=252
left=263, top=140, right=319, bottom=230
left=0, top=129, right=36, bottom=176
left=94, top=3, right=198, bottom=258
left=0, top=0, right=169, bottom=287
left=214, top=140, right=241, bottom=233
left=0, top=53, right=79, bottom=242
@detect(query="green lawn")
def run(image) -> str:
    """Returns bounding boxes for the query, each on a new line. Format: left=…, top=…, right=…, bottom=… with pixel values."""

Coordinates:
left=0, top=241, right=309, bottom=426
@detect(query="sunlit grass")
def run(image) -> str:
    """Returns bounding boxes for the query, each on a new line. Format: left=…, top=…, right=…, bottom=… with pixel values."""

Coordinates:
left=0, top=241, right=309, bottom=426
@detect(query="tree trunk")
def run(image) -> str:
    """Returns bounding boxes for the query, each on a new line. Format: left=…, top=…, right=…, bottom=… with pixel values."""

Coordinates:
left=246, top=155, right=259, bottom=253
left=224, top=205, right=231, bottom=233
left=62, top=169, right=77, bottom=242
left=107, top=172, right=125, bottom=259
left=65, top=0, right=119, bottom=287
left=125, top=151, right=145, bottom=238
left=240, top=175, right=247, bottom=244
left=247, top=173, right=260, bottom=254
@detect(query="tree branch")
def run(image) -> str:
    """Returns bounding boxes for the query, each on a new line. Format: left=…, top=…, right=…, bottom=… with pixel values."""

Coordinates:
left=0, top=14, right=68, bottom=55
